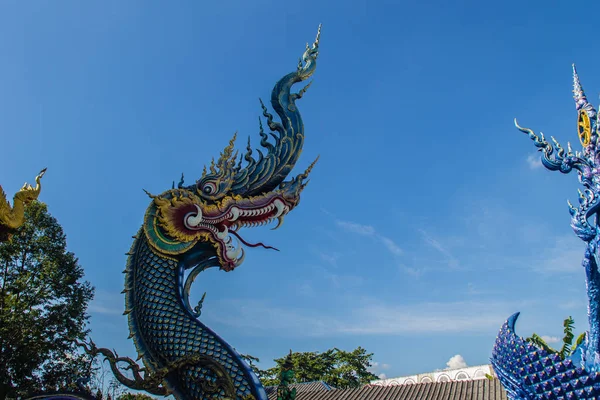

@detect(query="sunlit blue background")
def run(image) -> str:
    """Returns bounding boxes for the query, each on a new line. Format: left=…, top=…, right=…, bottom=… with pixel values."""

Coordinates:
left=1, top=0, right=597, bottom=379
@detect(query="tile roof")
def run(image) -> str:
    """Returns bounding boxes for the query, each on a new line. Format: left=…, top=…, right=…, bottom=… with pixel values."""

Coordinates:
left=266, top=379, right=507, bottom=400
left=265, top=381, right=334, bottom=396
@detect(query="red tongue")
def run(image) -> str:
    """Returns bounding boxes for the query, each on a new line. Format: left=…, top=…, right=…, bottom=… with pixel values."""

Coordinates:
left=229, top=230, right=279, bottom=251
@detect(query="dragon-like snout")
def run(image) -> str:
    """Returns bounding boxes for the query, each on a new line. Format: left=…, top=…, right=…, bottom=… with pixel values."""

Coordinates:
left=145, top=165, right=314, bottom=271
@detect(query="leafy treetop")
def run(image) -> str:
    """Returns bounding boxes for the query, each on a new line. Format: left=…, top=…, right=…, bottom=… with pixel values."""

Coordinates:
left=242, top=347, right=379, bottom=389
left=0, top=201, right=94, bottom=399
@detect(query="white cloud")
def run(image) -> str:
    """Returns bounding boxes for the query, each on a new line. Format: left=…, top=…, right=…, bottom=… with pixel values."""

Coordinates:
left=368, top=361, right=392, bottom=380
left=541, top=335, right=561, bottom=344
left=559, top=300, right=585, bottom=310
left=89, top=290, right=123, bottom=315
left=527, top=153, right=543, bottom=169
left=446, top=354, right=467, bottom=369
left=380, top=236, right=403, bottom=256
left=318, top=251, right=341, bottom=267
left=336, top=220, right=375, bottom=235
left=467, top=282, right=491, bottom=295
left=370, top=361, right=391, bottom=371
left=419, top=229, right=459, bottom=268
left=207, top=298, right=533, bottom=337
left=337, top=301, right=511, bottom=335
left=326, top=272, right=364, bottom=289
left=335, top=219, right=403, bottom=257
left=297, top=282, right=314, bottom=297
left=400, top=264, right=423, bottom=278
left=531, top=234, right=584, bottom=274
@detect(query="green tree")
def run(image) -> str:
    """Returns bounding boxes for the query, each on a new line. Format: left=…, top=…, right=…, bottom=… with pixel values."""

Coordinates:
left=525, top=316, right=586, bottom=360
left=0, top=201, right=94, bottom=399
left=258, top=347, right=378, bottom=389
left=240, top=353, right=269, bottom=381
left=117, top=393, right=156, bottom=400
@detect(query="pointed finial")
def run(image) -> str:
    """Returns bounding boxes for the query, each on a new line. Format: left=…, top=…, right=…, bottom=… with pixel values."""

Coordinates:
left=573, top=64, right=597, bottom=117
left=315, top=24, right=321, bottom=47
left=573, top=64, right=588, bottom=110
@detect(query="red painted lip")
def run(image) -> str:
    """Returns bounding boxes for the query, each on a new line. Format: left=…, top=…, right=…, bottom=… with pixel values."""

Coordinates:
left=169, top=194, right=297, bottom=270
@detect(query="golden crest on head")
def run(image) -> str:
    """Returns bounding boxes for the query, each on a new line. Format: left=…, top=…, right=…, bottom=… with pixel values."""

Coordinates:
left=578, top=109, right=592, bottom=147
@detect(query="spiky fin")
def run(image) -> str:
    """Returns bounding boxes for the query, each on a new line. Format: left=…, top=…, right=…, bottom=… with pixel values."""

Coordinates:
left=244, top=137, right=254, bottom=162
left=143, top=189, right=156, bottom=198
left=300, top=156, right=319, bottom=180
left=217, top=132, right=238, bottom=171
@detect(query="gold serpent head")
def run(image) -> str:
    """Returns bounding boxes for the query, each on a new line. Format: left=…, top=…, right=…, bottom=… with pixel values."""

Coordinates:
left=0, top=168, right=47, bottom=242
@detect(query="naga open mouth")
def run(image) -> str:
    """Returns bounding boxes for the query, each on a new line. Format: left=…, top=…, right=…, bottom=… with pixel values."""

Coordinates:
left=182, top=197, right=292, bottom=270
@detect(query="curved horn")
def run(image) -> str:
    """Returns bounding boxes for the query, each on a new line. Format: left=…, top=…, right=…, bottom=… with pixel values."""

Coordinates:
left=231, top=25, right=321, bottom=196
left=573, top=64, right=597, bottom=118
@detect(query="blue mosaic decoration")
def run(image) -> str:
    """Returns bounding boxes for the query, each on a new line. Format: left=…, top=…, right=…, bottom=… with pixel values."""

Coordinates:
left=82, top=27, right=321, bottom=400
left=491, top=65, right=600, bottom=399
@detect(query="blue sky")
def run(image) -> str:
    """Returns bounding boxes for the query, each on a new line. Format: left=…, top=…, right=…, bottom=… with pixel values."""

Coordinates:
left=1, top=0, right=599, bottom=381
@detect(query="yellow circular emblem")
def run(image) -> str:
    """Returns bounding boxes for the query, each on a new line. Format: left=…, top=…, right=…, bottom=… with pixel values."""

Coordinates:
left=578, top=110, right=592, bottom=147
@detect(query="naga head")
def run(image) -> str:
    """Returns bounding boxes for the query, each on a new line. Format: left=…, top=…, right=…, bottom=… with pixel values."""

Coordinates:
left=0, top=168, right=46, bottom=242
left=516, top=65, right=600, bottom=242
left=13, top=168, right=47, bottom=204
left=142, top=27, right=321, bottom=271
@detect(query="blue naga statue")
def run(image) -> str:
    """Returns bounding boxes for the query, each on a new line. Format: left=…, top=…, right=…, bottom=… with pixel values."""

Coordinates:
left=81, top=27, right=321, bottom=400
left=491, top=66, right=600, bottom=399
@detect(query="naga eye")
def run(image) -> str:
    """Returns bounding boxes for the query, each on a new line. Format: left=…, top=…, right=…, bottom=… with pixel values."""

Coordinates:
left=202, top=182, right=217, bottom=195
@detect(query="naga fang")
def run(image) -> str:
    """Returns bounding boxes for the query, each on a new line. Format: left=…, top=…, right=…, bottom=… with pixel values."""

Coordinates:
left=83, top=26, right=321, bottom=400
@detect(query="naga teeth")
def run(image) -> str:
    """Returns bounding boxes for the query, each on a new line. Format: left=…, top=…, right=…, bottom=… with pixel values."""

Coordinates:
left=568, top=199, right=577, bottom=216
left=225, top=201, right=288, bottom=230
left=272, top=215, right=285, bottom=230
left=234, top=248, right=245, bottom=266
left=585, top=189, right=595, bottom=202
left=184, top=204, right=203, bottom=228
left=217, top=226, right=229, bottom=240
left=226, top=238, right=242, bottom=260
left=273, top=199, right=285, bottom=218
left=229, top=207, right=240, bottom=222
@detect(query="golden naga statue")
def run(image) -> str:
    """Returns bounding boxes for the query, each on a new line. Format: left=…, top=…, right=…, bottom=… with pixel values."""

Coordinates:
left=0, top=168, right=47, bottom=242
